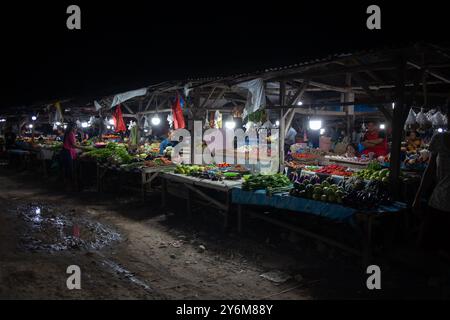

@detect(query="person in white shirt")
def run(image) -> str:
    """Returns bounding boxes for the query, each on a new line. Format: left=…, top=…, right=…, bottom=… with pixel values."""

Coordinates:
left=285, top=127, right=297, bottom=145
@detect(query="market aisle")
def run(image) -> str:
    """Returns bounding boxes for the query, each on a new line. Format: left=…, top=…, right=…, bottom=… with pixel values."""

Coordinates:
left=0, top=168, right=445, bottom=299
left=0, top=169, right=315, bottom=299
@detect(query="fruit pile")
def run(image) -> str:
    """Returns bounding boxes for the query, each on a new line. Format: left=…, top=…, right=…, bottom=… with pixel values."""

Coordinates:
left=354, top=162, right=389, bottom=182
left=312, top=164, right=353, bottom=177
left=289, top=176, right=345, bottom=204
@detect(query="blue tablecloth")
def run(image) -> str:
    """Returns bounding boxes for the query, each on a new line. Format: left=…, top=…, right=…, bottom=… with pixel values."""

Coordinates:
left=7, top=149, right=31, bottom=155
left=232, top=188, right=407, bottom=223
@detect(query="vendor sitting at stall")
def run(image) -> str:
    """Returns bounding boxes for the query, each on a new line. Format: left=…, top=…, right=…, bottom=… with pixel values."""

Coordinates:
left=361, top=121, right=388, bottom=157
left=159, top=130, right=178, bottom=155
left=345, top=143, right=359, bottom=158
left=285, top=127, right=297, bottom=155
left=406, top=130, right=423, bottom=152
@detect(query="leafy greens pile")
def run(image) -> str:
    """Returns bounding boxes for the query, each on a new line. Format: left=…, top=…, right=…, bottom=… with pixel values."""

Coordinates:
left=242, top=173, right=292, bottom=195
left=82, top=143, right=133, bottom=164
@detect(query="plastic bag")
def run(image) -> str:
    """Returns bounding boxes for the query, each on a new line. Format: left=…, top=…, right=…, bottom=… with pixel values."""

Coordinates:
left=416, top=108, right=429, bottom=126
left=261, top=120, right=274, bottom=129
left=405, top=108, right=417, bottom=126
left=431, top=111, right=446, bottom=127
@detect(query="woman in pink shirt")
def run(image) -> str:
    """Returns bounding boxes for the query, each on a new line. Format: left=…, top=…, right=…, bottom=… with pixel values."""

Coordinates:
left=61, top=123, right=81, bottom=190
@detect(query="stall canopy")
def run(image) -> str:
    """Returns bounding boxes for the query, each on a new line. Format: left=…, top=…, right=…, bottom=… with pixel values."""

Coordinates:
left=110, top=88, right=148, bottom=109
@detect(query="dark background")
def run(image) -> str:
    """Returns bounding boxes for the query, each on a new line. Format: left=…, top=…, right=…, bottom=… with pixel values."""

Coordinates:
left=1, top=1, right=448, bottom=109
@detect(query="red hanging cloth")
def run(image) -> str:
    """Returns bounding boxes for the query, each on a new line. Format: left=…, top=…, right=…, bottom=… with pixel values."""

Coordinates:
left=171, top=94, right=186, bottom=129
left=113, top=105, right=127, bottom=133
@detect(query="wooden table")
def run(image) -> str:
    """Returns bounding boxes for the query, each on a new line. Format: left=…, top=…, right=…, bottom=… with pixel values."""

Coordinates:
left=160, top=172, right=242, bottom=230
left=233, top=188, right=407, bottom=265
left=96, top=163, right=175, bottom=200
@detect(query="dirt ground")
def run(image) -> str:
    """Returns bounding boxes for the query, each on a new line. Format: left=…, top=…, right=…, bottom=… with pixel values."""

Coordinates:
left=0, top=164, right=449, bottom=300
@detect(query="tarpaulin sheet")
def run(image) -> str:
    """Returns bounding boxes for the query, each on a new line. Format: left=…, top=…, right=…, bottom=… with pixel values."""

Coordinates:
left=110, top=88, right=147, bottom=108
left=231, top=188, right=406, bottom=223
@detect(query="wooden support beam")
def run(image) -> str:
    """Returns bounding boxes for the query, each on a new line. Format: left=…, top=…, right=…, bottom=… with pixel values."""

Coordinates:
left=407, top=61, right=450, bottom=84
left=121, top=102, right=135, bottom=115
left=279, top=81, right=286, bottom=172
left=390, top=57, right=407, bottom=199
left=288, top=80, right=310, bottom=106
left=209, top=88, right=227, bottom=109
left=200, top=87, right=217, bottom=109
left=144, top=95, right=155, bottom=112
left=308, top=80, right=352, bottom=93
left=284, top=80, right=309, bottom=136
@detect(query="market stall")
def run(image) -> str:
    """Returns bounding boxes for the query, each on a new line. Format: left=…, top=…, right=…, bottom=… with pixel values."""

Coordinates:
left=232, top=171, right=406, bottom=263
left=160, top=164, right=247, bottom=229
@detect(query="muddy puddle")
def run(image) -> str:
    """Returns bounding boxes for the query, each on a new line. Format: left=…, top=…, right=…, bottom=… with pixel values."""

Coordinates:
left=10, top=203, right=121, bottom=252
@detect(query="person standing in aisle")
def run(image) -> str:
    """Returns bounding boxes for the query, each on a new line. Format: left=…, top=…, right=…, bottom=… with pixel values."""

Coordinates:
left=60, top=122, right=82, bottom=191
left=413, top=127, right=450, bottom=257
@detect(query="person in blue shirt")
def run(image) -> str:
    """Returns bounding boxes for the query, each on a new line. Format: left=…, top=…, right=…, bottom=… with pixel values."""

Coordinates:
left=160, top=130, right=178, bottom=155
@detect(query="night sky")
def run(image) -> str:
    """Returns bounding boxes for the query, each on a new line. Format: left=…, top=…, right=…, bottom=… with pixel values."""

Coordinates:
left=1, top=1, right=448, bottom=109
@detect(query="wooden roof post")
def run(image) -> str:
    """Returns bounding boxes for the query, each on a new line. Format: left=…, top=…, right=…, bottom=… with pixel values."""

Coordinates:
left=279, top=81, right=286, bottom=172
left=390, top=56, right=407, bottom=198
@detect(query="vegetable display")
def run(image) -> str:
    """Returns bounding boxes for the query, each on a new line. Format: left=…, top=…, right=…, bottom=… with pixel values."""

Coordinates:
left=288, top=173, right=393, bottom=209
left=242, top=174, right=292, bottom=194
left=289, top=175, right=345, bottom=204
left=339, top=177, right=392, bottom=210
left=312, top=164, right=353, bottom=177
left=354, top=162, right=389, bottom=182
left=81, top=142, right=133, bottom=164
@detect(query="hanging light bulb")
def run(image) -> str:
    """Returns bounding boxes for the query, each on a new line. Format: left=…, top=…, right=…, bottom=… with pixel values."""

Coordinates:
left=225, top=120, right=236, bottom=129
left=379, top=123, right=386, bottom=130
left=109, top=118, right=115, bottom=125
left=31, top=116, right=37, bottom=121
left=275, top=120, right=280, bottom=127
left=151, top=114, right=161, bottom=126
left=309, top=119, right=322, bottom=131
left=81, top=122, right=89, bottom=128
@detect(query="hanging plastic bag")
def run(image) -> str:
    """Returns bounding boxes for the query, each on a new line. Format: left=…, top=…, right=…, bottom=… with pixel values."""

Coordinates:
left=405, top=108, right=417, bottom=126
left=166, top=114, right=173, bottom=129
left=416, top=108, right=429, bottom=126
left=431, top=111, right=446, bottom=127
left=261, top=120, right=273, bottom=129
left=214, top=110, right=222, bottom=129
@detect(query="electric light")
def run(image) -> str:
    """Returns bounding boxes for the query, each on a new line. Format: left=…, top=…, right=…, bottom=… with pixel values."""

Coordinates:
left=225, top=121, right=236, bottom=129
left=151, top=115, right=161, bottom=126
left=309, top=120, right=322, bottom=131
